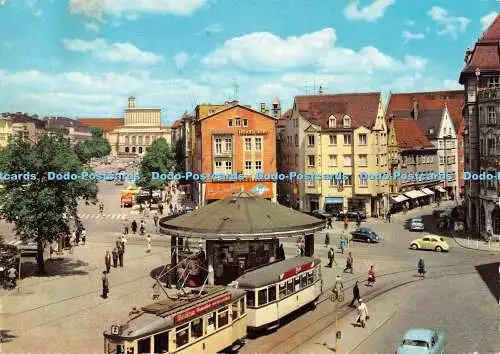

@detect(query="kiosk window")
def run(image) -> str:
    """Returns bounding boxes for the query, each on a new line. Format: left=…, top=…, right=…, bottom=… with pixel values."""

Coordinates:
left=301, top=274, right=307, bottom=288
left=154, top=331, right=168, bottom=353
left=246, top=290, right=255, bottom=307
left=307, top=270, right=314, bottom=284
left=268, top=286, right=276, bottom=302
left=258, top=289, right=268, bottom=306
left=294, top=277, right=300, bottom=291
left=206, top=312, right=216, bottom=334
left=218, top=307, right=229, bottom=327
left=176, top=324, right=189, bottom=348
left=191, top=318, right=203, bottom=339
left=240, top=298, right=246, bottom=314
left=287, top=280, right=294, bottom=294
left=232, top=301, right=239, bottom=321
left=138, top=337, right=151, bottom=354
left=279, top=283, right=287, bottom=299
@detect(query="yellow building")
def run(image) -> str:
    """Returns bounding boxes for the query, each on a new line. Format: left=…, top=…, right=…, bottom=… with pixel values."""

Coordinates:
left=0, top=116, right=12, bottom=148
left=279, top=90, right=389, bottom=217
left=1, top=113, right=46, bottom=143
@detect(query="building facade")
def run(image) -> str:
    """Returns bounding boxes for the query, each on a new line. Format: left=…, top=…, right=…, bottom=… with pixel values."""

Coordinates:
left=460, top=14, right=500, bottom=236
left=388, top=117, right=439, bottom=211
left=280, top=92, right=389, bottom=217
left=3, top=112, right=46, bottom=142
left=44, top=116, right=92, bottom=144
left=0, top=116, right=12, bottom=148
left=192, top=104, right=277, bottom=205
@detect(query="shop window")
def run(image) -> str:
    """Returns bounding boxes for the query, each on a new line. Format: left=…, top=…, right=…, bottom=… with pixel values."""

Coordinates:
left=294, top=277, right=300, bottom=291
left=268, top=285, right=277, bottom=302
left=138, top=337, right=151, bottom=354
left=258, top=288, right=268, bottom=306
left=279, top=283, right=287, bottom=299
left=239, top=298, right=245, bottom=314
left=218, top=307, right=229, bottom=327
left=246, top=290, right=255, bottom=307
left=175, top=324, right=189, bottom=348
left=191, top=318, right=203, bottom=339
left=307, top=270, right=314, bottom=285
left=301, top=274, right=307, bottom=288
left=206, top=312, right=216, bottom=334
left=154, top=332, right=168, bottom=353
left=287, top=280, right=294, bottom=294
left=232, top=301, right=239, bottom=321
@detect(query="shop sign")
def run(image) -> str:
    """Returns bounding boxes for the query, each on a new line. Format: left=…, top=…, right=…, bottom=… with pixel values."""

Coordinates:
left=280, top=261, right=314, bottom=280
left=237, top=130, right=268, bottom=135
left=205, top=181, right=273, bottom=199
left=174, top=293, right=232, bottom=323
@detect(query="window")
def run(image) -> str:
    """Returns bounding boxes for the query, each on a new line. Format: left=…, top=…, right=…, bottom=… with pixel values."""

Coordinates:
left=293, top=118, right=298, bottom=128
left=246, top=290, right=255, bottom=307
left=344, top=134, right=351, bottom=145
left=138, top=337, right=151, bottom=354
left=358, top=134, right=367, bottom=145
left=244, top=138, right=252, bottom=151
left=328, top=117, right=336, bottom=127
left=329, top=135, right=337, bottom=145
left=329, top=177, right=339, bottom=187
left=306, top=180, right=315, bottom=188
left=287, top=280, right=294, bottom=294
left=176, top=324, right=189, bottom=348
left=268, top=286, right=276, bottom=302
left=307, top=135, right=315, bottom=147
left=300, top=274, right=307, bottom=288
left=240, top=298, right=245, bottom=315
left=215, top=138, right=222, bottom=154
left=191, top=318, right=203, bottom=339
left=359, top=154, right=367, bottom=167
left=343, top=155, right=352, bottom=167
left=294, top=276, right=300, bottom=291
left=255, top=137, right=262, bottom=151
left=359, top=177, right=367, bottom=187
left=215, top=161, right=222, bottom=168
left=344, top=175, right=352, bottom=186
left=235, top=119, right=241, bottom=127
left=243, top=119, right=248, bottom=127
left=294, top=134, right=298, bottom=146
left=343, top=116, right=351, bottom=128
left=255, top=161, right=262, bottom=171
left=154, top=332, right=169, bottom=353
left=487, top=77, right=500, bottom=88
left=225, top=161, right=232, bottom=170
left=218, top=307, right=229, bottom=327
left=440, top=156, right=444, bottom=165
left=206, top=312, right=216, bottom=334
left=279, top=283, right=287, bottom=299
left=228, top=119, right=233, bottom=127
left=329, top=155, right=337, bottom=167
left=294, top=154, right=298, bottom=166
left=488, top=106, right=496, bottom=124
left=245, top=161, right=252, bottom=172
left=231, top=301, right=239, bottom=321
left=307, top=270, right=314, bottom=284
left=225, top=138, right=232, bottom=151
left=307, top=155, right=315, bottom=167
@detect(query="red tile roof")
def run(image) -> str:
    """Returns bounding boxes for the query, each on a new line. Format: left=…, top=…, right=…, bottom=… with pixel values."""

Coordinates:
left=385, top=90, right=464, bottom=132
left=78, top=118, right=124, bottom=132
left=171, top=119, right=183, bottom=129
left=481, top=14, right=500, bottom=40
left=295, top=93, right=381, bottom=129
left=392, top=119, right=435, bottom=149
left=278, top=109, right=292, bottom=127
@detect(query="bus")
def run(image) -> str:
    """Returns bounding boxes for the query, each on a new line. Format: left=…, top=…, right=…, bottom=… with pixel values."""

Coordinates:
left=103, top=286, right=247, bottom=354
left=232, top=257, right=323, bottom=331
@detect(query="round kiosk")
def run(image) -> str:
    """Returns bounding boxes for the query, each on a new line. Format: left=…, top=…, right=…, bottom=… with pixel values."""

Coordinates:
left=159, top=192, right=325, bottom=285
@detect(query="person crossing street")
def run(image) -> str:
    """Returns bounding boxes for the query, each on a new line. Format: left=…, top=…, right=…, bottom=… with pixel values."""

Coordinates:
left=344, top=251, right=353, bottom=273
left=104, top=250, right=111, bottom=273
left=356, top=299, right=369, bottom=328
left=349, top=281, right=360, bottom=307
left=101, top=271, right=109, bottom=299
left=327, top=247, right=336, bottom=267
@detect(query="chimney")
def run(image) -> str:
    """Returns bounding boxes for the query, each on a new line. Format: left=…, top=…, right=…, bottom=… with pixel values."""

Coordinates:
left=464, top=48, right=473, bottom=64
left=411, top=98, right=419, bottom=121
left=260, top=103, right=266, bottom=113
left=318, top=86, right=324, bottom=95
left=128, top=96, right=136, bottom=109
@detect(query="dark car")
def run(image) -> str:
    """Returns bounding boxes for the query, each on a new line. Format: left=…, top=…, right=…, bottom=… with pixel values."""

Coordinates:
left=351, top=227, right=380, bottom=243
left=347, top=210, right=367, bottom=220
left=310, top=210, right=332, bottom=219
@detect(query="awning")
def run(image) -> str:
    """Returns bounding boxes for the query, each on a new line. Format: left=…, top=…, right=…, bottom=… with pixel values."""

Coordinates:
left=421, top=188, right=434, bottom=195
left=324, top=197, right=343, bottom=204
left=404, top=190, right=427, bottom=199
left=391, top=195, right=409, bottom=203
left=435, top=186, right=446, bottom=193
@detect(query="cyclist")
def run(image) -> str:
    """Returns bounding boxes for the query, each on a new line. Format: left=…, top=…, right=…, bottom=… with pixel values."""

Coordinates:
left=332, top=274, right=344, bottom=300
left=367, top=265, right=376, bottom=286
left=99, top=202, right=104, bottom=214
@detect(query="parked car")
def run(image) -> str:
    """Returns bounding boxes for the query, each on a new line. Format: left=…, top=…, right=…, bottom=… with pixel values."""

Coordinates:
left=396, top=328, right=445, bottom=354
left=409, top=219, right=425, bottom=231
left=347, top=210, right=367, bottom=220
left=410, top=235, right=449, bottom=252
left=310, top=210, right=332, bottom=219
left=351, top=228, right=380, bottom=243
left=412, top=216, right=423, bottom=223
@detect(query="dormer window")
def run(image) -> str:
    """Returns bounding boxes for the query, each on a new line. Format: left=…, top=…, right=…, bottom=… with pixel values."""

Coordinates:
left=343, top=116, right=351, bottom=128
left=328, top=116, right=336, bottom=128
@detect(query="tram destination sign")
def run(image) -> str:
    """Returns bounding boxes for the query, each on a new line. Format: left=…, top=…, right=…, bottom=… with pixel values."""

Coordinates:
left=174, top=293, right=232, bottom=323
left=280, top=261, right=314, bottom=281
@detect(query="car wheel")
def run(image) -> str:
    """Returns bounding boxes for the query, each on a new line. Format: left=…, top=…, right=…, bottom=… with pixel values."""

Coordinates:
left=435, top=246, right=443, bottom=252
left=410, top=243, right=418, bottom=250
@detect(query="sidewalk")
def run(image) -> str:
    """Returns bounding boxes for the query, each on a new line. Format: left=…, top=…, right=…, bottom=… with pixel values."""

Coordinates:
left=451, top=230, right=500, bottom=252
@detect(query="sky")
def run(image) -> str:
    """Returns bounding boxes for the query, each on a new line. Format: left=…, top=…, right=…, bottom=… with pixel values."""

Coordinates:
left=0, top=0, right=498, bottom=124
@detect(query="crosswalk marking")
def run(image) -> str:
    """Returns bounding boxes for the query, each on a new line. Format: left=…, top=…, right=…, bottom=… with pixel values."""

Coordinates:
left=78, top=213, right=127, bottom=220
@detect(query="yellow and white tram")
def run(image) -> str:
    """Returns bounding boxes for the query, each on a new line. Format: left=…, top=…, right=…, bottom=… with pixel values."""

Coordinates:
left=233, top=257, right=323, bottom=330
left=103, top=286, right=247, bottom=354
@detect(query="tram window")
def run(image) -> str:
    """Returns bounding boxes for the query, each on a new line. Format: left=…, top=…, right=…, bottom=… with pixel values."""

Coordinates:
left=240, top=298, right=246, bottom=314
left=258, top=289, right=268, bottom=306
left=307, top=270, right=314, bottom=285
left=287, top=280, right=294, bottom=294
left=176, top=324, right=189, bottom=348
left=218, top=307, right=229, bottom=327
left=301, top=274, right=307, bottom=288
left=294, top=277, right=300, bottom=291
left=246, top=290, right=255, bottom=307
left=137, top=337, right=151, bottom=354
left=191, top=318, right=203, bottom=339
left=232, top=301, right=239, bottom=321
left=268, top=286, right=276, bottom=302
left=153, top=331, right=168, bottom=353
left=279, top=283, right=287, bottom=299
left=206, top=312, right=216, bottom=334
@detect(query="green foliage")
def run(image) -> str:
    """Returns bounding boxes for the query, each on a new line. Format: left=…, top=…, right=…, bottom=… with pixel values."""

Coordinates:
left=174, top=137, right=186, bottom=173
left=74, top=137, right=111, bottom=163
left=0, top=135, right=98, bottom=273
left=90, top=127, right=104, bottom=138
left=138, top=137, right=176, bottom=192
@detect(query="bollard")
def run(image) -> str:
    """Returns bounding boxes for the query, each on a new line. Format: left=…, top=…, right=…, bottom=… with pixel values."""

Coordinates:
left=467, top=237, right=470, bottom=247
left=477, top=240, right=479, bottom=249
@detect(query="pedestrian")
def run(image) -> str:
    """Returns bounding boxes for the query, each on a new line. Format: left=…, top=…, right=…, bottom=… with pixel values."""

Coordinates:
left=344, top=216, right=348, bottom=231
left=131, top=220, right=137, bottom=234
left=124, top=219, right=129, bottom=234
left=356, top=299, right=369, bottom=328
left=75, top=231, right=80, bottom=246
left=118, top=246, right=124, bottom=267
left=146, top=235, right=152, bottom=253
left=340, top=235, right=346, bottom=254
left=152, top=282, right=160, bottom=300
left=112, top=248, right=118, bottom=268
left=121, top=234, right=127, bottom=253
left=296, top=244, right=301, bottom=257
left=104, top=250, right=111, bottom=273
left=387, top=212, right=391, bottom=223
left=153, top=214, right=159, bottom=232
left=327, top=217, right=333, bottom=229
left=277, top=244, right=285, bottom=261
left=140, top=220, right=145, bottom=235
left=327, top=247, right=336, bottom=267
left=324, top=231, right=330, bottom=248
left=349, top=281, right=360, bottom=307
left=7, top=266, right=17, bottom=288
left=81, top=229, right=86, bottom=245
left=344, top=251, right=353, bottom=273
left=158, top=203, right=164, bottom=215
left=101, top=271, right=109, bottom=298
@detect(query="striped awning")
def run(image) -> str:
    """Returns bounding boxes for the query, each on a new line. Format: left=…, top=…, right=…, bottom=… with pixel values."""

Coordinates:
left=391, top=195, right=409, bottom=203
left=404, top=190, right=427, bottom=199
left=421, top=188, right=434, bottom=195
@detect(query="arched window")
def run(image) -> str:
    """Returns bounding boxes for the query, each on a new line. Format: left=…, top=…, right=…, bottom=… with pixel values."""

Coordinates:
left=132, top=147, right=136, bottom=153
left=343, top=115, right=351, bottom=128
left=328, top=115, right=336, bottom=128
left=139, top=147, right=143, bottom=154
left=125, top=136, right=129, bottom=145
left=125, top=147, right=129, bottom=153
left=138, top=136, right=143, bottom=145
left=131, top=136, right=136, bottom=145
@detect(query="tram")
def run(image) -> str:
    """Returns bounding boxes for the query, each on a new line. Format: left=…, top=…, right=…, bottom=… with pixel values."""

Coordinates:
left=103, top=286, right=247, bottom=354
left=232, top=257, right=323, bottom=330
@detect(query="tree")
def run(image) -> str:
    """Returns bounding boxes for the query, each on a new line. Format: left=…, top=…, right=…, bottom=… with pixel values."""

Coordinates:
left=137, top=138, right=176, bottom=194
left=0, top=135, right=98, bottom=274
left=74, top=137, right=111, bottom=163
left=174, top=137, right=186, bottom=173
left=90, top=127, right=104, bottom=138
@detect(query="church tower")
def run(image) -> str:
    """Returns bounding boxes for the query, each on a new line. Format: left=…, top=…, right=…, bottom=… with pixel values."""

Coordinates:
left=271, top=97, right=281, bottom=119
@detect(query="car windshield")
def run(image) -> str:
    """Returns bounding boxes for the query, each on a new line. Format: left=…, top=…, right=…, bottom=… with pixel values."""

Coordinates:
left=402, top=339, right=429, bottom=348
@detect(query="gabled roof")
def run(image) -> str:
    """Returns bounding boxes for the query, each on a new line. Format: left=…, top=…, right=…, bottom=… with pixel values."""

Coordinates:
left=294, top=93, right=381, bottom=129
left=78, top=118, right=124, bottom=132
left=392, top=119, right=435, bottom=149
left=171, top=119, right=183, bottom=129
left=460, top=14, right=500, bottom=81
left=197, top=104, right=277, bottom=122
left=8, top=113, right=46, bottom=129
left=44, top=116, right=91, bottom=132
left=385, top=91, right=464, bottom=132
left=278, top=108, right=292, bottom=127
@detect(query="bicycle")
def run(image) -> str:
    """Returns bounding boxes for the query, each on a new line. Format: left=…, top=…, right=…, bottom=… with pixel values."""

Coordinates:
left=329, top=289, right=345, bottom=303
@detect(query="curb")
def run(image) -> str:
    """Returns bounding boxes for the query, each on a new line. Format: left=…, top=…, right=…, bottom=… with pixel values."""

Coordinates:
left=450, top=230, right=500, bottom=252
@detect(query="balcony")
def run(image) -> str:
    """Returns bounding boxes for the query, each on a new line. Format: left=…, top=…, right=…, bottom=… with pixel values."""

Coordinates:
left=390, top=157, right=399, bottom=165
left=214, top=150, right=232, bottom=157
left=478, top=87, right=500, bottom=102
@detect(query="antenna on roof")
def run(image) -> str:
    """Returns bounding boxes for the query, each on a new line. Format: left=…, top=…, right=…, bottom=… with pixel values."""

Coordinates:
left=190, top=91, right=197, bottom=109
left=232, top=79, right=239, bottom=101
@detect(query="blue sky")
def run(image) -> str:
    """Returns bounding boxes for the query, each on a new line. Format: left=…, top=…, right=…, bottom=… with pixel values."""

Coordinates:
left=0, top=0, right=497, bottom=123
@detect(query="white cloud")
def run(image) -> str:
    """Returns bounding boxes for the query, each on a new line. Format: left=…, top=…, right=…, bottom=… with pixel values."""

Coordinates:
left=402, top=30, right=425, bottom=43
left=403, top=55, right=427, bottom=70
left=202, top=28, right=426, bottom=74
left=173, top=52, right=190, bottom=70
left=343, top=0, right=395, bottom=22
left=427, top=6, right=469, bottom=38
left=0, top=0, right=6, bottom=5
left=84, top=21, right=99, bottom=32
left=34, top=9, right=43, bottom=17
left=62, top=38, right=163, bottom=64
left=480, top=12, right=498, bottom=30
left=443, top=79, right=462, bottom=90
left=26, top=0, right=37, bottom=7
left=404, top=19, right=415, bottom=26
left=197, top=23, right=222, bottom=35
